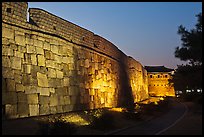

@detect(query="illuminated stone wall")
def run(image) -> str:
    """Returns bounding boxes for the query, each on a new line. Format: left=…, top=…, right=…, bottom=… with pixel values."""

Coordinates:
left=147, top=72, right=175, bottom=97
left=2, top=2, right=149, bottom=119
left=127, top=57, right=149, bottom=102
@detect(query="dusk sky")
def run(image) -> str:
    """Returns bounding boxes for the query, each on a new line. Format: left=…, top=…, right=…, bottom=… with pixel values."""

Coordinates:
left=28, top=2, right=202, bottom=69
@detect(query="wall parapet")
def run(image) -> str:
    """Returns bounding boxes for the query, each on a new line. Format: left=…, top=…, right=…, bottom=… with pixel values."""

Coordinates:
left=2, top=2, right=128, bottom=63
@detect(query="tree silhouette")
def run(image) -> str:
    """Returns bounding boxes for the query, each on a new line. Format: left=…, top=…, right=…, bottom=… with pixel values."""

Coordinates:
left=175, top=13, right=202, bottom=66
left=170, top=13, right=202, bottom=92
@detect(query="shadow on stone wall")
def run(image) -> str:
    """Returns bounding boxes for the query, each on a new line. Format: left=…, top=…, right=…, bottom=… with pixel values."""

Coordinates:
left=117, top=61, right=135, bottom=111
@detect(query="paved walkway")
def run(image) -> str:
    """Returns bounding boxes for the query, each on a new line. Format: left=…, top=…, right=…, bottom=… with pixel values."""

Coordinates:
left=159, top=101, right=202, bottom=135
left=105, top=99, right=202, bottom=135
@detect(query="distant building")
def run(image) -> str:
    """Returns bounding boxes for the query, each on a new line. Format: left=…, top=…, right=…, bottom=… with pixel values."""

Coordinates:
left=144, top=66, right=175, bottom=97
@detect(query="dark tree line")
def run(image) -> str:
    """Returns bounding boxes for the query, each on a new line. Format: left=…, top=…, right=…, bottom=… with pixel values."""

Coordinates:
left=170, top=13, right=202, bottom=92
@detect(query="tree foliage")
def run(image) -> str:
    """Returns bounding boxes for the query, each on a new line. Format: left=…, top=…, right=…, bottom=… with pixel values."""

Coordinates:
left=169, top=64, right=202, bottom=91
left=175, top=13, right=202, bottom=66
left=171, top=13, right=202, bottom=92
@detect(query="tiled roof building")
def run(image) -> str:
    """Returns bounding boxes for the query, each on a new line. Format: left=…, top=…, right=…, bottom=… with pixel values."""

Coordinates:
left=145, top=66, right=175, bottom=97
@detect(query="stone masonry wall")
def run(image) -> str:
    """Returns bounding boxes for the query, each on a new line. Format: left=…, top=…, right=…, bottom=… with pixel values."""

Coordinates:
left=2, top=2, right=149, bottom=119
left=127, top=57, right=149, bottom=102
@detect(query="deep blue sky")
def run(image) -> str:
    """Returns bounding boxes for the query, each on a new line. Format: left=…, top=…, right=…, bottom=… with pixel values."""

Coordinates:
left=28, top=2, right=202, bottom=69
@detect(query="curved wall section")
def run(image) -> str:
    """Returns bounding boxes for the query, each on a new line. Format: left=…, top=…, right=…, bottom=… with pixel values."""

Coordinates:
left=2, top=2, right=149, bottom=119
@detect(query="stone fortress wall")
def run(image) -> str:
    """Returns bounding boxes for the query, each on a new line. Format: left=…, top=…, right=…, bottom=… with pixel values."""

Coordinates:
left=2, top=2, right=149, bottom=119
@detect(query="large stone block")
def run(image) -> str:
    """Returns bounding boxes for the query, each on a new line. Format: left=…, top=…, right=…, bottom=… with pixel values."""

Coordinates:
left=16, top=84, right=24, bottom=92
left=47, top=68, right=56, bottom=78
left=17, top=45, right=27, bottom=53
left=5, top=104, right=17, bottom=118
left=63, top=77, right=70, bottom=87
left=55, top=87, right=67, bottom=96
left=64, top=96, right=71, bottom=105
left=39, top=95, right=50, bottom=105
left=2, top=56, right=11, bottom=67
left=69, top=86, right=79, bottom=96
left=15, top=30, right=25, bottom=36
left=2, top=27, right=14, bottom=39
left=17, top=92, right=27, bottom=103
left=6, top=79, right=15, bottom=92
left=37, top=72, right=48, bottom=87
left=63, top=105, right=71, bottom=112
left=38, top=66, right=48, bottom=74
left=21, top=74, right=31, bottom=85
left=58, top=96, right=65, bottom=105
left=14, top=51, right=24, bottom=58
left=29, top=104, right=39, bottom=116
left=50, top=38, right=59, bottom=45
left=46, top=60, right=56, bottom=69
left=38, top=87, right=50, bottom=96
left=68, top=63, right=75, bottom=70
left=43, top=42, right=51, bottom=50
left=2, top=46, right=9, bottom=56
left=11, top=57, right=21, bottom=70
left=34, top=39, right=43, bottom=48
left=39, top=104, right=50, bottom=115
left=50, top=106, right=57, bottom=114
left=36, top=47, right=44, bottom=55
left=84, top=59, right=90, bottom=68
left=44, top=50, right=51, bottom=59
left=31, top=54, right=37, bottom=65
left=23, top=53, right=32, bottom=64
left=23, top=64, right=31, bottom=74
left=2, top=67, right=14, bottom=79
left=54, top=54, right=62, bottom=64
left=48, top=78, right=56, bottom=88
left=67, top=57, right=74, bottom=64
left=10, top=43, right=18, bottom=51
left=2, top=37, right=9, bottom=45
left=2, top=92, right=17, bottom=104
left=51, top=45, right=59, bottom=54
left=15, top=35, right=25, bottom=46
left=49, top=94, right=58, bottom=106
left=57, top=106, right=63, bottom=113
left=56, top=70, right=63, bottom=78
left=25, top=37, right=34, bottom=45
left=18, top=103, right=29, bottom=117
left=50, top=88, right=55, bottom=93
left=37, top=55, right=45, bottom=67
left=27, top=45, right=36, bottom=53
left=27, top=94, right=39, bottom=104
